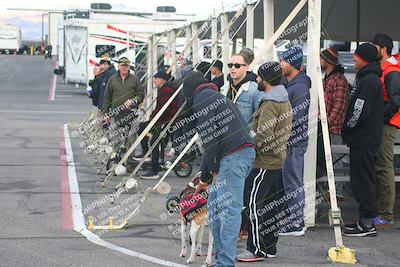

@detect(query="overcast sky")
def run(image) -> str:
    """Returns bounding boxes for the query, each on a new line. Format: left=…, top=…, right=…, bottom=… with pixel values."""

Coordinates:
left=1, top=0, right=242, bottom=40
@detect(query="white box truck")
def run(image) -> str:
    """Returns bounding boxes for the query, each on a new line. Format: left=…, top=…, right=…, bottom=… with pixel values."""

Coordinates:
left=0, top=25, right=21, bottom=54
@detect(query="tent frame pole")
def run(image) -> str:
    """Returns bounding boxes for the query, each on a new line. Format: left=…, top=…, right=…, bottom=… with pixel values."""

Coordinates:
left=246, top=4, right=255, bottom=50
left=263, top=0, right=274, bottom=61
left=308, top=0, right=357, bottom=263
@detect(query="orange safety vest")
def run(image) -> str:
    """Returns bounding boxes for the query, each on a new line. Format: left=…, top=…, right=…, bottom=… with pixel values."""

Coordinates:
left=381, top=54, right=400, bottom=128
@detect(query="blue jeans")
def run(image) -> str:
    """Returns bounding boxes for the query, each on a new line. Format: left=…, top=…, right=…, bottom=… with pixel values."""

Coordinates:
left=208, top=147, right=255, bottom=267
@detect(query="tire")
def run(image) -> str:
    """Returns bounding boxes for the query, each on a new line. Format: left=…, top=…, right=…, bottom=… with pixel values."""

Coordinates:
left=174, top=161, right=192, bottom=178
left=106, top=158, right=117, bottom=172
left=166, top=196, right=180, bottom=213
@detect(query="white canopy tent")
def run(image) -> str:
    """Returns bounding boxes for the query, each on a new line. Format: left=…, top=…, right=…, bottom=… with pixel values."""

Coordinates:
left=170, top=0, right=400, bottom=42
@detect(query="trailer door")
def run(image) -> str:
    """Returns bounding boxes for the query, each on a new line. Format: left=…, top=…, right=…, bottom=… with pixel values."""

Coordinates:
left=58, top=27, right=64, bottom=67
left=65, top=26, right=87, bottom=84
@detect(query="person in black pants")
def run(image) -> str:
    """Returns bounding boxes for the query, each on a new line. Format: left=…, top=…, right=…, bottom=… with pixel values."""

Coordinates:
left=237, top=62, right=292, bottom=262
left=342, top=43, right=384, bottom=237
left=133, top=69, right=179, bottom=180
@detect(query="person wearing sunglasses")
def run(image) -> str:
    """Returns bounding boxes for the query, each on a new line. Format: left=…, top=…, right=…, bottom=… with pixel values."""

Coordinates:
left=220, top=51, right=264, bottom=129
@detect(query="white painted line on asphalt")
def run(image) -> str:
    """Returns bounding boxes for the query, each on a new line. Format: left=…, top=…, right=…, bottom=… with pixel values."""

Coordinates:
left=62, top=124, right=188, bottom=267
left=56, top=95, right=73, bottom=98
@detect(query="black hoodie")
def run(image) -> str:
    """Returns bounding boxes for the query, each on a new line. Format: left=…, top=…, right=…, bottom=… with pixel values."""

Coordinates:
left=226, top=71, right=257, bottom=100
left=191, top=83, right=253, bottom=183
left=91, top=66, right=117, bottom=109
left=342, top=62, right=384, bottom=148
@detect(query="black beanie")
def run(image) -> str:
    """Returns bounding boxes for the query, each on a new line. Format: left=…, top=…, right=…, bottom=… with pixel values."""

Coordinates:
left=153, top=69, right=172, bottom=81
left=182, top=71, right=209, bottom=97
left=258, top=61, right=282, bottom=86
left=355, top=43, right=378, bottom=63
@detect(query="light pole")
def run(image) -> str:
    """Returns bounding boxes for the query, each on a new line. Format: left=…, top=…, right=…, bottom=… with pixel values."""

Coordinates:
left=41, top=13, right=44, bottom=45
left=41, top=13, right=48, bottom=47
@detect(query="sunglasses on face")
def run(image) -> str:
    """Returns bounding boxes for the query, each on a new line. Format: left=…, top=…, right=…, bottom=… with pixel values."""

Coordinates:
left=227, top=63, right=247, bottom=69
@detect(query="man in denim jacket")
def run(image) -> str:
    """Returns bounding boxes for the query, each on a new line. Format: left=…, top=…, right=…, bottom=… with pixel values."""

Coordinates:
left=220, top=51, right=264, bottom=129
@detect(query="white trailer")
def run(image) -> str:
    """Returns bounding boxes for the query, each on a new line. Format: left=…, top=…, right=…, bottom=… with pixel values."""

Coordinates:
left=64, top=19, right=88, bottom=84
left=0, top=25, right=21, bottom=54
left=61, top=8, right=188, bottom=85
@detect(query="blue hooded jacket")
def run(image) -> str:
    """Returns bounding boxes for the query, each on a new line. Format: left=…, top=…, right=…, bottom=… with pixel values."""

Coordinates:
left=285, top=71, right=311, bottom=148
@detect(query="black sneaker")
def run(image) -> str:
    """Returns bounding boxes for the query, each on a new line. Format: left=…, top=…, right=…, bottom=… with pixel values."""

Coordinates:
left=140, top=170, right=160, bottom=180
left=279, top=225, right=306, bottom=236
left=343, top=221, right=377, bottom=237
left=266, top=247, right=277, bottom=258
left=344, top=222, right=358, bottom=231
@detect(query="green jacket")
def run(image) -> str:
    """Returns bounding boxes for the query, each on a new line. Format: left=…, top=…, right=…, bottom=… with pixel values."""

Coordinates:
left=251, top=85, right=292, bottom=170
left=102, top=71, right=144, bottom=115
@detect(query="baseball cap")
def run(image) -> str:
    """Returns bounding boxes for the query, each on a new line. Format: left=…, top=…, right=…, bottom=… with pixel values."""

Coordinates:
left=118, top=57, right=131, bottom=65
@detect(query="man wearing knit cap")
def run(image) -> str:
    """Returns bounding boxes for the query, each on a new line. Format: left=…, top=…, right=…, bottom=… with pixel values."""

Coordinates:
left=237, top=62, right=292, bottom=262
left=342, top=43, right=384, bottom=237
left=279, top=46, right=311, bottom=236
left=318, top=47, right=349, bottom=201
left=372, top=33, right=400, bottom=227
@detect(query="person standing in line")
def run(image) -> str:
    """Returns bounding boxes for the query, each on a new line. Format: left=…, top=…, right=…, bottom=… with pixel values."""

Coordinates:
left=220, top=48, right=264, bottom=240
left=342, top=43, right=384, bottom=237
left=210, top=59, right=225, bottom=89
left=279, top=46, right=311, bottom=236
left=236, top=62, right=292, bottom=262
left=371, top=34, right=400, bottom=228
left=220, top=50, right=264, bottom=129
left=102, top=57, right=144, bottom=126
left=96, top=56, right=117, bottom=110
left=318, top=47, right=349, bottom=201
left=133, top=69, right=179, bottom=180
left=182, top=71, right=255, bottom=267
left=87, top=63, right=103, bottom=106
